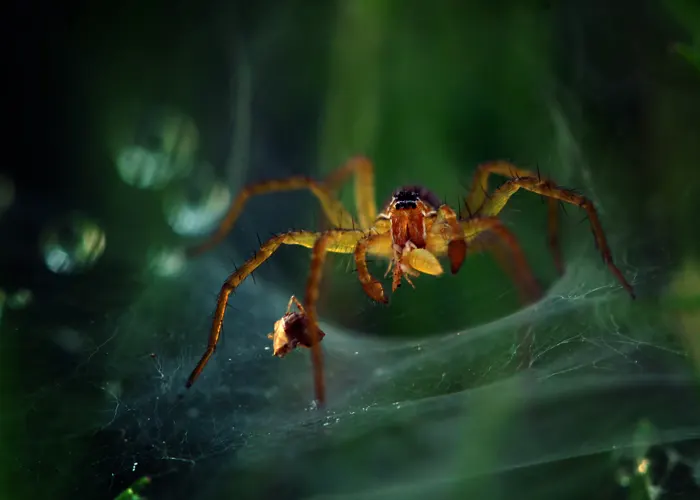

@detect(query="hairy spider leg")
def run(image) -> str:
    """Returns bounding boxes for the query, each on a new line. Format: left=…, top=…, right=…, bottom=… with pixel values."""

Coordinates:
left=304, top=234, right=330, bottom=406
left=323, top=156, right=378, bottom=229
left=187, top=178, right=356, bottom=257
left=354, top=232, right=392, bottom=303
left=462, top=217, right=543, bottom=303
left=185, top=229, right=365, bottom=389
left=466, top=161, right=563, bottom=274
left=301, top=228, right=384, bottom=406
left=468, top=161, right=634, bottom=298
left=188, top=157, right=378, bottom=257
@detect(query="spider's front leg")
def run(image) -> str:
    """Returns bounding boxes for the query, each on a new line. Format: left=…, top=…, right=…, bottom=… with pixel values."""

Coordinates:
left=185, top=229, right=362, bottom=391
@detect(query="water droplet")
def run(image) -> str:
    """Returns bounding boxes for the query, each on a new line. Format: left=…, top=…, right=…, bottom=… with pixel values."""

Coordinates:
left=147, top=246, right=186, bottom=277
left=115, top=107, right=198, bottom=189
left=40, top=213, right=106, bottom=274
left=163, top=163, right=231, bottom=237
left=7, top=288, right=33, bottom=309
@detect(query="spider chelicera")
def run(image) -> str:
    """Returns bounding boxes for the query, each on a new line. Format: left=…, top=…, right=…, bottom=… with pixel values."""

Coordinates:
left=184, top=157, right=635, bottom=406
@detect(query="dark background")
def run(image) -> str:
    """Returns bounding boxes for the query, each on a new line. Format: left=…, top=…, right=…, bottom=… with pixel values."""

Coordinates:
left=2, top=0, right=700, bottom=499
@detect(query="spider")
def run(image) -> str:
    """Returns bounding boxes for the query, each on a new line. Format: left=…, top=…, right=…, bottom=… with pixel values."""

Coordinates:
left=184, top=157, right=635, bottom=406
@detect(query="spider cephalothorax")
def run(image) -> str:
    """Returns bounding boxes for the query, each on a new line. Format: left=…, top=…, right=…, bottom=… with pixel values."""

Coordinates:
left=379, top=185, right=462, bottom=291
left=185, top=156, right=635, bottom=407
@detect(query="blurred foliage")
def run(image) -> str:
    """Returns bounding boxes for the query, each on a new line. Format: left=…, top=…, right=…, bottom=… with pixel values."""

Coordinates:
left=667, top=0, right=700, bottom=70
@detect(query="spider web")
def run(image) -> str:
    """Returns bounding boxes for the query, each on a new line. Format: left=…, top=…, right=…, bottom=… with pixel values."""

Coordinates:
left=52, top=232, right=697, bottom=500
left=12, top=91, right=696, bottom=499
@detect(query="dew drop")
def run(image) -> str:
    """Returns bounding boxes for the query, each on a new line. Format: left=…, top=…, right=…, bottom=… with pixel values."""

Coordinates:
left=147, top=246, right=186, bottom=277
left=163, top=163, right=231, bottom=237
left=40, top=213, right=106, bottom=274
left=7, top=288, right=33, bottom=309
left=115, top=107, right=198, bottom=190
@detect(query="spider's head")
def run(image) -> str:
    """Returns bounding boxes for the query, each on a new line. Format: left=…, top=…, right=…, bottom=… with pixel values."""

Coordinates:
left=268, top=311, right=326, bottom=358
left=388, top=185, right=440, bottom=214
left=381, top=185, right=439, bottom=253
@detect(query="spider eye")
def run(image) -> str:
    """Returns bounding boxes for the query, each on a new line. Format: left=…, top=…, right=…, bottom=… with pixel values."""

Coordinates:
left=393, top=186, right=421, bottom=209
left=385, top=185, right=440, bottom=211
left=394, top=188, right=420, bottom=202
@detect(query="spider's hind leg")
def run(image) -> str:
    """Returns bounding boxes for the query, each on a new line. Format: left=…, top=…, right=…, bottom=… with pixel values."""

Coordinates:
left=480, top=179, right=564, bottom=275
left=324, top=156, right=378, bottom=230
left=467, top=161, right=634, bottom=298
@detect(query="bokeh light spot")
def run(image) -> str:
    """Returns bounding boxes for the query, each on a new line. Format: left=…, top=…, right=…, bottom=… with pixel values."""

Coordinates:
left=115, top=107, right=199, bottom=190
left=7, top=288, right=33, bottom=309
left=163, top=164, right=231, bottom=237
left=40, top=213, right=106, bottom=274
left=147, top=246, right=187, bottom=278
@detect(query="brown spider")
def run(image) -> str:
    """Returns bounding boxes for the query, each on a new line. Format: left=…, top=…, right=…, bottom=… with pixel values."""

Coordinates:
left=184, top=157, right=635, bottom=406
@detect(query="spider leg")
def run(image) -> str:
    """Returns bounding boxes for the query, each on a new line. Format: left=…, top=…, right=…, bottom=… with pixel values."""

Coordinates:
left=303, top=228, right=376, bottom=406
left=187, top=177, right=357, bottom=257
left=303, top=233, right=331, bottom=406
left=463, top=217, right=542, bottom=303
left=467, top=219, right=542, bottom=304
left=354, top=232, right=392, bottom=303
left=467, top=161, right=634, bottom=298
left=466, top=161, right=563, bottom=275
left=185, top=229, right=363, bottom=389
left=323, top=156, right=378, bottom=229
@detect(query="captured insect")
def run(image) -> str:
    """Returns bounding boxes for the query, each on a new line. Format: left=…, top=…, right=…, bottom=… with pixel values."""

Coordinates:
left=185, top=157, right=635, bottom=406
